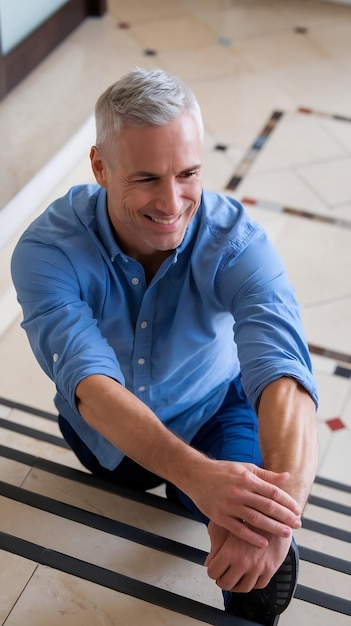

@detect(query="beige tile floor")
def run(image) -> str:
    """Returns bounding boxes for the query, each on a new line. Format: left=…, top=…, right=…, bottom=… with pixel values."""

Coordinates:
left=0, top=0, right=351, bottom=624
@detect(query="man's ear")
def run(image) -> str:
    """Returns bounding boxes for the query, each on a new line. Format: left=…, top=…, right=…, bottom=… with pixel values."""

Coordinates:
left=90, top=146, right=108, bottom=187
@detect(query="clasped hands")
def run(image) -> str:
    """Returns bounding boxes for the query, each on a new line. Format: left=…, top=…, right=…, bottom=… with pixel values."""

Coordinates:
left=192, top=461, right=300, bottom=592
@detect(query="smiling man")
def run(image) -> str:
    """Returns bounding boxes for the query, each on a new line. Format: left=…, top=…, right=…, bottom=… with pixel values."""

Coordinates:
left=90, top=111, right=202, bottom=280
left=11, top=68, right=318, bottom=625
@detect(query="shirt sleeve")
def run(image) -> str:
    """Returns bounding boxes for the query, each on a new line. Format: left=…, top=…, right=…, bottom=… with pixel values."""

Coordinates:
left=217, top=228, right=318, bottom=410
left=11, top=233, right=125, bottom=413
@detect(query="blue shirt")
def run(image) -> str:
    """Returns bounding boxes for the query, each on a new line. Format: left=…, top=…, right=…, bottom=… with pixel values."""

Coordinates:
left=11, top=185, right=318, bottom=469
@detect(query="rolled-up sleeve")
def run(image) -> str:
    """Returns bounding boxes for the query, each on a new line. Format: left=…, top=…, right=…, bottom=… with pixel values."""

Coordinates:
left=11, top=234, right=125, bottom=413
left=218, top=229, right=318, bottom=410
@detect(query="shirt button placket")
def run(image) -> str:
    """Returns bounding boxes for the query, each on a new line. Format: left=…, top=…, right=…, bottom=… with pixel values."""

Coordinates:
left=131, top=279, right=154, bottom=401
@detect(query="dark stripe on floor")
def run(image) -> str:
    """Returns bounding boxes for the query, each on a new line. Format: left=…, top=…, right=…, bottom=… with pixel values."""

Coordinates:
left=0, top=417, right=69, bottom=448
left=0, top=480, right=207, bottom=566
left=0, top=396, right=57, bottom=420
left=295, top=584, right=351, bottom=616
left=226, top=111, right=284, bottom=190
left=0, top=531, right=257, bottom=626
left=241, top=196, right=351, bottom=230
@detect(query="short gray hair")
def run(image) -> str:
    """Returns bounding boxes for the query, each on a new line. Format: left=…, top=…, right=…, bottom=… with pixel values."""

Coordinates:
left=95, top=67, right=204, bottom=151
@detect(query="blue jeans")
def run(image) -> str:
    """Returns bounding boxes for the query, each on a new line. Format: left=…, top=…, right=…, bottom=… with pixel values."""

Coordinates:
left=59, top=375, right=262, bottom=606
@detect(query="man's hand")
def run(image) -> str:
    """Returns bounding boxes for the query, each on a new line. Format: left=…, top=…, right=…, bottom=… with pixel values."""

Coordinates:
left=205, top=520, right=291, bottom=592
left=189, top=461, right=301, bottom=548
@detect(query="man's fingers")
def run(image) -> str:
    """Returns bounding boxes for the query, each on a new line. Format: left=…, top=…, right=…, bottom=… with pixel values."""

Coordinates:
left=239, top=494, right=301, bottom=534
left=245, top=466, right=302, bottom=516
left=252, top=467, right=290, bottom=484
left=223, top=517, right=269, bottom=548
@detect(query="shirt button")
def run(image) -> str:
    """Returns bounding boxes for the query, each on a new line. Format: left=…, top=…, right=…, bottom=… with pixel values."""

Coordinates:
left=53, top=353, right=59, bottom=362
left=132, top=277, right=139, bottom=285
left=138, top=386, right=146, bottom=392
left=137, top=357, right=145, bottom=365
left=141, top=321, right=147, bottom=329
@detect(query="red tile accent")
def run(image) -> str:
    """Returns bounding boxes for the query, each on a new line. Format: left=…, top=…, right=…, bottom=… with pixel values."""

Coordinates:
left=326, top=417, right=346, bottom=431
left=241, top=197, right=257, bottom=205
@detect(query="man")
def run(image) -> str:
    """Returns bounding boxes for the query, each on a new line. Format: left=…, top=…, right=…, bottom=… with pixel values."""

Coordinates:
left=11, top=68, right=318, bottom=625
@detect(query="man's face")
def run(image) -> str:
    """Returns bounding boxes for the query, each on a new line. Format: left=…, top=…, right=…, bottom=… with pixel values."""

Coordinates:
left=90, top=113, right=203, bottom=262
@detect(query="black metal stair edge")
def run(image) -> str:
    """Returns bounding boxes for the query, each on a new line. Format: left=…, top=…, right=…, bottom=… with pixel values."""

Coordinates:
left=0, top=397, right=57, bottom=421
left=0, top=480, right=207, bottom=566
left=0, top=444, right=197, bottom=520
left=0, top=531, right=256, bottom=626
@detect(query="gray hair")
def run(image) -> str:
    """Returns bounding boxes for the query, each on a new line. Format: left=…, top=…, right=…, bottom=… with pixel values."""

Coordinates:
left=94, top=67, right=204, bottom=152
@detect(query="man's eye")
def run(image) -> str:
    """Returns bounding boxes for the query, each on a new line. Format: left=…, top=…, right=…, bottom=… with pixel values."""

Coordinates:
left=138, top=177, right=157, bottom=183
left=180, top=171, right=199, bottom=178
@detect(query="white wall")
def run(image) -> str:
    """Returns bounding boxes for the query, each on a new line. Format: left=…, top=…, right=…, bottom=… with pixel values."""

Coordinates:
left=0, top=0, right=70, bottom=54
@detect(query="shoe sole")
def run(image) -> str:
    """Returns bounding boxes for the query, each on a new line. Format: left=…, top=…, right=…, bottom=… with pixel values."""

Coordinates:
left=268, top=538, right=299, bottom=615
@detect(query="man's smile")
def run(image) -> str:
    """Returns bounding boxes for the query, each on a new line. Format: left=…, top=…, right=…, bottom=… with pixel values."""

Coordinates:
left=147, top=215, right=181, bottom=225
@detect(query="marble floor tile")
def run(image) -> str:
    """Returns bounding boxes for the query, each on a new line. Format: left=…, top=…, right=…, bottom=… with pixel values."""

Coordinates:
left=281, top=599, right=351, bottom=626
left=130, top=15, right=216, bottom=52
left=297, top=526, right=351, bottom=562
left=0, top=457, right=31, bottom=487
left=3, top=564, right=209, bottom=626
left=193, top=71, right=295, bottom=148
left=304, top=501, right=351, bottom=533
left=236, top=168, right=325, bottom=213
left=317, top=116, right=351, bottom=152
left=233, top=30, right=328, bottom=72
left=318, top=428, right=351, bottom=484
left=311, top=353, right=336, bottom=376
left=0, top=314, right=57, bottom=412
left=0, top=497, right=222, bottom=609
left=332, top=202, right=351, bottom=220
left=249, top=112, right=345, bottom=172
left=0, top=551, right=37, bottom=624
left=0, top=429, right=83, bottom=470
left=108, top=0, right=187, bottom=23
left=188, top=1, right=292, bottom=42
left=310, top=481, right=351, bottom=507
left=158, top=44, right=250, bottom=82
left=297, top=156, right=351, bottom=207
left=21, top=467, right=210, bottom=552
left=271, top=218, right=351, bottom=307
left=341, top=389, right=351, bottom=429
left=302, top=298, right=351, bottom=355
left=297, top=558, right=350, bottom=600
left=313, top=371, right=350, bottom=421
left=316, top=420, right=334, bottom=468
left=269, top=56, right=351, bottom=115
left=309, top=22, right=351, bottom=58
left=277, top=0, right=351, bottom=29
left=1, top=408, right=62, bottom=437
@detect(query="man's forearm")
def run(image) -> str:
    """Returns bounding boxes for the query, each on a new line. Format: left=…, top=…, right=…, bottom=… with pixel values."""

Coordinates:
left=258, top=376, right=318, bottom=509
left=76, top=373, right=203, bottom=485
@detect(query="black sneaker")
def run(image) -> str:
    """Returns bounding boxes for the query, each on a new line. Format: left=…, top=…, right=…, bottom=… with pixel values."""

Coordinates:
left=225, top=539, right=299, bottom=626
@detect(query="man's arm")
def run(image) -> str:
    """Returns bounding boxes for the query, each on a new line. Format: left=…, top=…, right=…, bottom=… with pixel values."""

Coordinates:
left=76, top=373, right=302, bottom=547
left=258, top=376, right=318, bottom=509
left=205, top=376, right=318, bottom=591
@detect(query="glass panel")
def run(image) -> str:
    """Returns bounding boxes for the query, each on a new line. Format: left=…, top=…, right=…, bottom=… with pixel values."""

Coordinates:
left=0, top=0, right=70, bottom=54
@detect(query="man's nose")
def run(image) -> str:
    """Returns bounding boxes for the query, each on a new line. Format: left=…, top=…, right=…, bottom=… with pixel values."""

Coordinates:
left=155, top=180, right=182, bottom=213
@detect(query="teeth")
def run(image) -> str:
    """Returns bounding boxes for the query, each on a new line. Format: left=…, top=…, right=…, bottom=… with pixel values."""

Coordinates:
left=150, top=216, right=178, bottom=225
